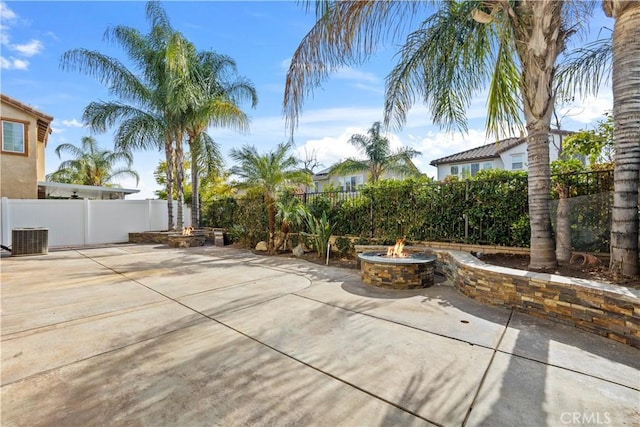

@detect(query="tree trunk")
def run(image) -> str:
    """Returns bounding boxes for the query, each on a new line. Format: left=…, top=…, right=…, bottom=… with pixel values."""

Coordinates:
left=175, top=134, right=185, bottom=231
left=555, top=185, right=572, bottom=263
left=266, top=194, right=276, bottom=254
left=191, top=148, right=200, bottom=228
left=165, top=139, right=175, bottom=231
left=512, top=0, right=566, bottom=270
left=604, top=0, right=640, bottom=277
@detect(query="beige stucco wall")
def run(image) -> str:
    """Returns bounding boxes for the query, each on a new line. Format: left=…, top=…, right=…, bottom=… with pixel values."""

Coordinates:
left=0, top=102, right=42, bottom=199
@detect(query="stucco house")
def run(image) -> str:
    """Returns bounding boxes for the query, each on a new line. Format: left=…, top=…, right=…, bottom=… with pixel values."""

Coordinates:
left=1, top=94, right=53, bottom=199
left=429, top=130, right=573, bottom=181
left=309, top=158, right=421, bottom=193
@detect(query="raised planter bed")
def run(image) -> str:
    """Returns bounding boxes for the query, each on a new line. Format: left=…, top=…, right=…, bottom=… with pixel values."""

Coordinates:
left=167, top=234, right=206, bottom=248
left=354, top=244, right=640, bottom=348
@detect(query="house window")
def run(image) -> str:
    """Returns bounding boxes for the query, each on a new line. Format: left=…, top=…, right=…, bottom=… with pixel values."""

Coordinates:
left=470, top=163, right=480, bottom=177
left=450, top=165, right=459, bottom=177
left=511, top=153, right=524, bottom=170
left=461, top=164, right=471, bottom=177
left=1, top=120, right=26, bottom=154
left=339, top=175, right=363, bottom=191
left=482, top=161, right=493, bottom=170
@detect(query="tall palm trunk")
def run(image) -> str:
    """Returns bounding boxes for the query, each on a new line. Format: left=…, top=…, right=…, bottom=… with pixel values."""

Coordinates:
left=175, top=133, right=185, bottom=230
left=555, top=184, right=572, bottom=263
left=165, top=138, right=175, bottom=231
left=513, top=0, right=565, bottom=270
left=266, top=194, right=276, bottom=254
left=191, top=149, right=200, bottom=228
left=604, top=0, right=640, bottom=277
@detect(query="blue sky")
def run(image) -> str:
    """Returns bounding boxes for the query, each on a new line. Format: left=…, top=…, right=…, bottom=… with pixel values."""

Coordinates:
left=1, top=1, right=614, bottom=199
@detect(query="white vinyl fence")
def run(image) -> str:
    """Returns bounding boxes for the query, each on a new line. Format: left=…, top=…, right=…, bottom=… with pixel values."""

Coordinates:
left=0, top=197, right=191, bottom=248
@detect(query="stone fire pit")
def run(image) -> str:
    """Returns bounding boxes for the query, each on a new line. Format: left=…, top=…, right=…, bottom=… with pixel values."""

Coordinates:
left=358, top=251, right=436, bottom=289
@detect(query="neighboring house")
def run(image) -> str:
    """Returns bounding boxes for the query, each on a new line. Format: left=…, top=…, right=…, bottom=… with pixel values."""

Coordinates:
left=0, top=93, right=53, bottom=199
left=37, top=182, right=140, bottom=200
left=309, top=159, right=421, bottom=193
left=0, top=94, right=140, bottom=200
left=429, top=130, right=573, bottom=181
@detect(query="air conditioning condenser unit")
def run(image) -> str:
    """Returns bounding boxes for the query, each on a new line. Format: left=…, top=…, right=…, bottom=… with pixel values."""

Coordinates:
left=11, top=227, right=49, bottom=256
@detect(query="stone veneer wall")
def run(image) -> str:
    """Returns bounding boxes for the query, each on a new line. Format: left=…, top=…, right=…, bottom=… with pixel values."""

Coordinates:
left=361, top=259, right=434, bottom=289
left=128, top=231, right=172, bottom=244
left=129, top=229, right=219, bottom=245
left=435, top=250, right=640, bottom=349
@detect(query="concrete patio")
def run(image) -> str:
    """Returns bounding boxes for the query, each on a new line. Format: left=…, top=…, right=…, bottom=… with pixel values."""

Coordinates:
left=1, top=244, right=638, bottom=426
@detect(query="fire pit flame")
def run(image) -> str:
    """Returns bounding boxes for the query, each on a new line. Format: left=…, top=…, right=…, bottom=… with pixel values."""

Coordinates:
left=386, top=238, right=407, bottom=258
left=182, top=226, right=194, bottom=236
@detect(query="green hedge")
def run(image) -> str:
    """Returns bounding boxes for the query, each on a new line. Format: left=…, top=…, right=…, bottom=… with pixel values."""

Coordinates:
left=201, top=170, right=614, bottom=251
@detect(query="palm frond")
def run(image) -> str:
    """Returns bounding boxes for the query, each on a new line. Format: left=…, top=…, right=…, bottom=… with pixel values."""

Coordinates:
left=284, top=0, right=428, bottom=133
left=556, top=36, right=612, bottom=100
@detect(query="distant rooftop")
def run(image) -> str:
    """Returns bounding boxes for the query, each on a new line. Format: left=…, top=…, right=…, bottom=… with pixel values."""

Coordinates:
left=430, top=130, right=573, bottom=166
left=38, top=182, right=140, bottom=200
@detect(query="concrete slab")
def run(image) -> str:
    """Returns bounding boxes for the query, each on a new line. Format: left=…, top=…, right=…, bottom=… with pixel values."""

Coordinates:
left=1, top=279, right=166, bottom=335
left=498, top=312, right=640, bottom=390
left=2, top=244, right=638, bottom=426
left=132, top=266, right=290, bottom=299
left=297, top=279, right=511, bottom=348
left=466, top=352, right=640, bottom=427
left=1, top=256, right=115, bottom=297
left=178, top=275, right=310, bottom=317
left=1, top=301, right=202, bottom=385
left=1, top=321, right=433, bottom=427
left=217, top=293, right=495, bottom=426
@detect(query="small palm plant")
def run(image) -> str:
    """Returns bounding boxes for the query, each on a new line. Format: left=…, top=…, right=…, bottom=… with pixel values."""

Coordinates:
left=275, top=197, right=309, bottom=251
left=304, top=211, right=334, bottom=258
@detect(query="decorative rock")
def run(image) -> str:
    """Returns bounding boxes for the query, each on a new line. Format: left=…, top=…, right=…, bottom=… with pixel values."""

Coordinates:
left=292, top=244, right=305, bottom=258
left=255, top=241, right=268, bottom=251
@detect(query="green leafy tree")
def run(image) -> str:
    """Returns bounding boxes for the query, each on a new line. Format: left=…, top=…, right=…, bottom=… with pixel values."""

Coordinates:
left=153, top=159, right=191, bottom=201
left=562, top=114, right=614, bottom=169
left=331, top=121, right=421, bottom=183
left=47, top=136, right=139, bottom=187
left=284, top=0, right=594, bottom=271
left=229, top=141, right=311, bottom=253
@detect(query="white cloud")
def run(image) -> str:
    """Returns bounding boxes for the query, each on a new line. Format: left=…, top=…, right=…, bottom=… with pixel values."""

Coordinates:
left=61, top=118, right=85, bottom=128
left=0, top=2, right=43, bottom=70
left=559, top=94, right=613, bottom=126
left=352, top=82, right=384, bottom=95
left=0, top=56, right=28, bottom=70
left=0, top=26, right=10, bottom=45
left=334, top=66, right=379, bottom=84
left=0, top=2, right=17, bottom=21
left=11, top=39, right=42, bottom=57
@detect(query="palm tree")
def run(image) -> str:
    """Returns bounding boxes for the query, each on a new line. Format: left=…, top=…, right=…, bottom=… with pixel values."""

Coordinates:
left=602, top=1, right=640, bottom=277
left=275, top=196, right=309, bottom=251
left=229, top=141, right=311, bottom=253
left=60, top=2, right=192, bottom=231
left=47, top=136, right=139, bottom=186
left=559, top=3, right=639, bottom=277
left=332, top=121, right=421, bottom=183
left=284, top=1, right=593, bottom=271
left=182, top=51, right=258, bottom=227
